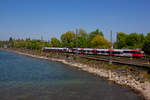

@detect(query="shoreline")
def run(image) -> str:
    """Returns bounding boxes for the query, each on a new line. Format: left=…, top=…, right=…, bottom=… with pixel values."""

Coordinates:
left=1, top=48, right=150, bottom=100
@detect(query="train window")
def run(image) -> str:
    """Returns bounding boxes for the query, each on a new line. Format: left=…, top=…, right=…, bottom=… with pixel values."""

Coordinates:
left=82, top=50, right=85, bottom=52
left=99, top=51, right=110, bottom=53
left=112, top=51, right=121, bottom=54
left=93, top=51, right=97, bottom=53
left=130, top=51, right=134, bottom=53
left=105, top=51, right=109, bottom=53
left=101, top=51, right=105, bottom=53
left=124, top=51, right=141, bottom=54
left=87, top=50, right=91, bottom=52
left=97, top=51, right=101, bottom=53
left=85, top=50, right=88, bottom=52
left=123, top=51, right=131, bottom=53
left=133, top=51, right=141, bottom=54
left=137, top=52, right=141, bottom=54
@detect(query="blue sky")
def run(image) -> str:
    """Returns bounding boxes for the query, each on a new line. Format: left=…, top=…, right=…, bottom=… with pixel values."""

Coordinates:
left=0, top=0, right=150, bottom=41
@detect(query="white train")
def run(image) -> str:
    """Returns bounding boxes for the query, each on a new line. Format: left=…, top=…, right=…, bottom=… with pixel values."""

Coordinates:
left=43, top=47, right=145, bottom=57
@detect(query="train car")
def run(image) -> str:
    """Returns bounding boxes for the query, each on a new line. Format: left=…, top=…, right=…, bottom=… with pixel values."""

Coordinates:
left=96, top=49, right=145, bottom=57
left=43, top=47, right=62, bottom=52
left=73, top=48, right=98, bottom=55
left=97, top=49, right=108, bottom=56
left=43, top=47, right=145, bottom=58
left=97, top=49, right=124, bottom=56
left=111, top=49, right=124, bottom=56
left=122, top=49, right=145, bottom=57
left=43, top=47, right=73, bottom=53
left=64, top=48, right=73, bottom=53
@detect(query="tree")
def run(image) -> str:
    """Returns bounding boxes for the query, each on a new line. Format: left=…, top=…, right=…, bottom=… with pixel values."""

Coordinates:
left=143, top=32, right=150, bottom=54
left=87, top=29, right=103, bottom=47
left=91, top=35, right=110, bottom=48
left=26, top=40, right=32, bottom=49
left=138, top=33, right=145, bottom=48
left=50, top=37, right=60, bottom=47
left=9, top=37, right=14, bottom=48
left=61, top=31, right=75, bottom=48
left=117, top=32, right=127, bottom=49
left=16, top=40, right=26, bottom=48
left=78, top=29, right=87, bottom=37
left=125, top=33, right=145, bottom=49
left=44, top=42, right=52, bottom=47
left=88, top=29, right=103, bottom=40
left=31, top=40, right=42, bottom=50
left=77, top=36, right=88, bottom=48
left=25, top=40, right=42, bottom=50
left=77, top=29, right=88, bottom=48
left=9, top=37, right=13, bottom=42
left=116, top=32, right=145, bottom=49
left=126, top=33, right=139, bottom=48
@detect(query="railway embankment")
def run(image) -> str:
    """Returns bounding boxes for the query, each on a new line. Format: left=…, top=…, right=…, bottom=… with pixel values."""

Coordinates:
left=1, top=48, right=150, bottom=100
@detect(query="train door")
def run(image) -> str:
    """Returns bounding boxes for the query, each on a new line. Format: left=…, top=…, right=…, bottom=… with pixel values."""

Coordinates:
left=123, top=50, right=132, bottom=57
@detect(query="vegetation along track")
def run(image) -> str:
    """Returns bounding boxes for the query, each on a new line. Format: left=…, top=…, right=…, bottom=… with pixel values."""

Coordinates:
left=77, top=54, right=150, bottom=70
left=60, top=52, right=150, bottom=71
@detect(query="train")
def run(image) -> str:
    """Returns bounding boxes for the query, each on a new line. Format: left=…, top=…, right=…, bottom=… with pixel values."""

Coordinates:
left=42, top=47, right=145, bottom=58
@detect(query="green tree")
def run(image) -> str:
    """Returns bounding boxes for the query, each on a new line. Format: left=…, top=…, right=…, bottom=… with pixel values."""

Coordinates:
left=0, top=41, right=4, bottom=48
left=61, top=31, right=75, bottom=48
left=44, top=42, right=52, bottom=47
left=87, top=29, right=103, bottom=47
left=31, top=40, right=42, bottom=50
left=78, top=29, right=87, bottom=37
left=88, top=29, right=103, bottom=40
left=9, top=37, right=13, bottom=42
left=77, top=36, right=88, bottom=48
left=25, top=40, right=42, bottom=50
left=16, top=40, right=26, bottom=48
left=26, top=40, right=32, bottom=49
left=50, top=37, right=60, bottom=47
left=9, top=37, right=15, bottom=48
left=117, top=32, right=127, bottom=49
left=77, top=29, right=88, bottom=48
left=138, top=33, right=145, bottom=48
left=143, top=32, right=150, bottom=54
left=125, top=33, right=145, bottom=49
left=125, top=33, right=138, bottom=48
left=91, top=35, right=110, bottom=48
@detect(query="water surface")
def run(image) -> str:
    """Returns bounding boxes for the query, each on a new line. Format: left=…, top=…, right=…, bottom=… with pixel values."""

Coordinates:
left=0, top=50, right=143, bottom=100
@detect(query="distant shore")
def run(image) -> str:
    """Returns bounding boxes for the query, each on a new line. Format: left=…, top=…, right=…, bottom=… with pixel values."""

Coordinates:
left=1, top=48, right=150, bottom=100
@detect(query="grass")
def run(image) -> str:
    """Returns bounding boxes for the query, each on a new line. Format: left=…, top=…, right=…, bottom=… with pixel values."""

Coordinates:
left=146, top=54, right=150, bottom=58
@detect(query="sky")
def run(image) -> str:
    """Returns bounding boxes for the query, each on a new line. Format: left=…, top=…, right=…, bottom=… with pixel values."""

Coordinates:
left=0, top=0, right=150, bottom=41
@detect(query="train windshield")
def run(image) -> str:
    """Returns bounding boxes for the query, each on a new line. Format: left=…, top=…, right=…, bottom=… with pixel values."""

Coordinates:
left=141, top=51, right=145, bottom=54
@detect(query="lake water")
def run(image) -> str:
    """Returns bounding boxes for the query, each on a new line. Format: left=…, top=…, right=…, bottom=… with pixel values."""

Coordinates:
left=0, top=50, right=143, bottom=100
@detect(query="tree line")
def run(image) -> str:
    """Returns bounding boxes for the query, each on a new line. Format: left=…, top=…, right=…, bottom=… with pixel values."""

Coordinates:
left=115, top=32, right=150, bottom=54
left=51, top=29, right=110, bottom=48
left=0, top=29, right=150, bottom=54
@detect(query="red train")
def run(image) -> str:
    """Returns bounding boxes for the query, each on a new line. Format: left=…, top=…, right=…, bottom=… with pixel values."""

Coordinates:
left=43, top=47, right=145, bottom=58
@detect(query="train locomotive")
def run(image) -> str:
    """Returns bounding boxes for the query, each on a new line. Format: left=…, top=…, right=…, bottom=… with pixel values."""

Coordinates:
left=43, top=47, right=145, bottom=58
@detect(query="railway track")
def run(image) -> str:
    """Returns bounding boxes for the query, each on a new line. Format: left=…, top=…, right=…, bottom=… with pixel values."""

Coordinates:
left=78, top=54, right=150, bottom=70
left=40, top=51, right=150, bottom=70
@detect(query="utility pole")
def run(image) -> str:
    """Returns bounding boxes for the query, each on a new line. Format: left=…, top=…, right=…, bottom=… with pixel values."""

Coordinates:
left=75, top=29, right=78, bottom=61
left=41, top=34, right=44, bottom=53
left=116, top=32, right=118, bottom=49
left=41, top=35, right=43, bottom=41
left=109, top=30, right=113, bottom=64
